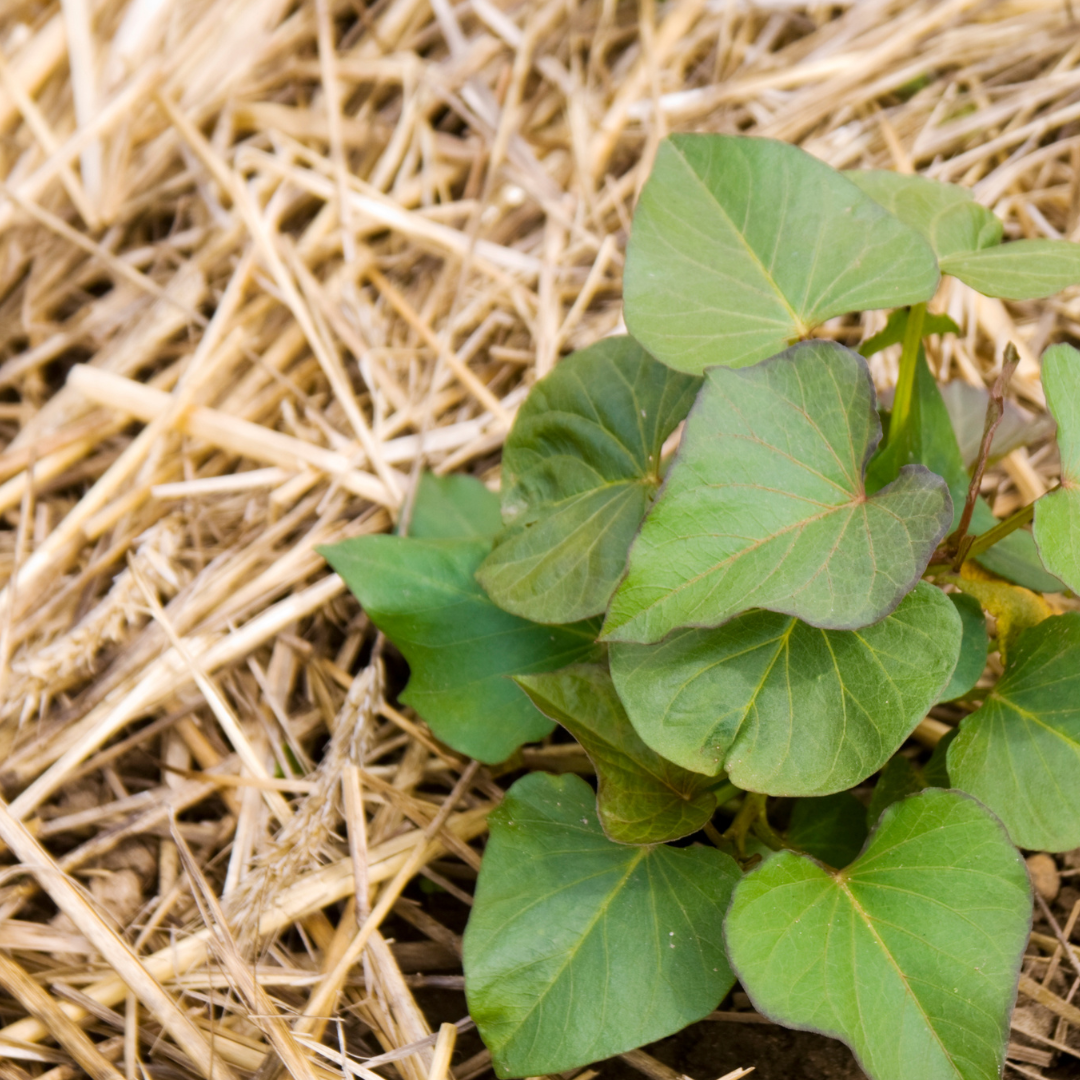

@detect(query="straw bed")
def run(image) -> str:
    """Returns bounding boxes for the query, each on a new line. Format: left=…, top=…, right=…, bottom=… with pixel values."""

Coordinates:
left=1, top=1, right=1079, bottom=1078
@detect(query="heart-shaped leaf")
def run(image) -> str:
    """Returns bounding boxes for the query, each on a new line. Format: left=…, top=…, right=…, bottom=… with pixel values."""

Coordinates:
left=786, top=792, right=868, bottom=869
left=602, top=340, right=953, bottom=643
left=623, top=135, right=939, bottom=374
left=1034, top=343, right=1080, bottom=594
left=609, top=582, right=960, bottom=794
left=404, top=471, right=502, bottom=540
left=940, top=593, right=988, bottom=702
left=845, top=170, right=1003, bottom=261
left=464, top=772, right=739, bottom=1077
left=477, top=337, right=700, bottom=624
left=515, top=664, right=721, bottom=844
left=948, top=612, right=1080, bottom=851
left=725, top=789, right=1031, bottom=1080
left=319, top=536, right=599, bottom=763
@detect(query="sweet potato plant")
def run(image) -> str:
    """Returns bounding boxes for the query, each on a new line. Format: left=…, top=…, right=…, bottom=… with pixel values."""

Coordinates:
left=322, top=135, right=1080, bottom=1080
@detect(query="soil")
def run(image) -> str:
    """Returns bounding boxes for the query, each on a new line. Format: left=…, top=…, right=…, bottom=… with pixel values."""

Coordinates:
left=610, top=1021, right=868, bottom=1080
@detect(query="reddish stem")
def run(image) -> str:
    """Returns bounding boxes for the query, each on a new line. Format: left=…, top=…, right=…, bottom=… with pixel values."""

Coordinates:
left=949, top=342, right=1020, bottom=571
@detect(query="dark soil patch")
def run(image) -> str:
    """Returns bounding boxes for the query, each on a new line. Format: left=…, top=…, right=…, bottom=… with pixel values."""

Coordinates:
left=607, top=1019, right=867, bottom=1080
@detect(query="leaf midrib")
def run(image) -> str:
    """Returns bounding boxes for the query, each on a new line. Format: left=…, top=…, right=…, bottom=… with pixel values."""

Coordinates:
left=725, top=618, right=797, bottom=759
left=496, top=846, right=651, bottom=1053
left=834, top=876, right=965, bottom=1080
left=670, top=141, right=807, bottom=336
left=584, top=726, right=714, bottom=806
left=988, top=692, right=1080, bottom=751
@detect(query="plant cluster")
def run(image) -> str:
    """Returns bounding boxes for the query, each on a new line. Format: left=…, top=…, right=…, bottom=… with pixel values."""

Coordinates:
left=322, top=134, right=1080, bottom=1080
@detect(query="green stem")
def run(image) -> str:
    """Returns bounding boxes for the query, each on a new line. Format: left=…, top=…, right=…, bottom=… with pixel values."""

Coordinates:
left=887, top=302, right=926, bottom=446
left=965, top=499, right=1038, bottom=559
left=751, top=814, right=786, bottom=852
left=703, top=821, right=726, bottom=848
left=723, top=792, right=767, bottom=858
left=711, top=781, right=742, bottom=807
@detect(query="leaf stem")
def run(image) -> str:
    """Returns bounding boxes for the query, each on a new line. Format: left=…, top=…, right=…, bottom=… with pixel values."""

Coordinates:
left=711, top=781, right=742, bottom=807
left=703, top=821, right=726, bottom=848
left=751, top=813, right=786, bottom=852
left=723, top=792, right=767, bottom=858
left=887, top=302, right=926, bottom=445
left=949, top=343, right=1020, bottom=570
left=965, top=500, right=1037, bottom=559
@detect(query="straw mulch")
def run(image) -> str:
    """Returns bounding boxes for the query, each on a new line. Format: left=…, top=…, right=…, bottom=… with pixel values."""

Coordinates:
left=0, top=2, right=1079, bottom=1079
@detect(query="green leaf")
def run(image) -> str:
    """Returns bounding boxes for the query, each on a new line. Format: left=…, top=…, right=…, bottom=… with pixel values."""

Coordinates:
left=863, top=347, right=1062, bottom=592
left=786, top=792, right=868, bottom=869
left=725, top=789, right=1031, bottom=1080
left=939, top=240, right=1080, bottom=300
left=948, top=612, right=1080, bottom=851
left=477, top=337, right=700, bottom=623
left=941, top=593, right=988, bottom=702
left=859, top=308, right=959, bottom=358
left=845, top=170, right=1003, bottom=261
left=464, top=772, right=739, bottom=1076
left=924, top=728, right=957, bottom=789
left=319, top=536, right=599, bottom=763
left=969, top=514, right=1065, bottom=594
left=602, top=340, right=953, bottom=643
left=514, top=665, right=720, bottom=844
left=845, top=170, right=1080, bottom=298
left=624, top=135, right=939, bottom=374
left=1034, top=343, right=1080, bottom=593
left=609, top=582, right=960, bottom=794
left=402, top=472, right=502, bottom=540
left=865, top=347, right=967, bottom=518
left=866, top=754, right=925, bottom=827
